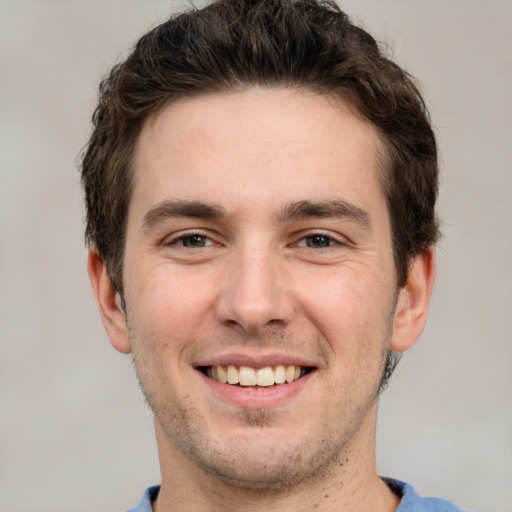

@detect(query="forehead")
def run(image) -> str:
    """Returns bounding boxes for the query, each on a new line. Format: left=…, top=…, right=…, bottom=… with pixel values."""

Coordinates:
left=131, top=88, right=386, bottom=218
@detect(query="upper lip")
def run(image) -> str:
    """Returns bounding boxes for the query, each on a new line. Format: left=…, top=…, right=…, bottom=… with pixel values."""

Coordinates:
left=192, top=351, right=321, bottom=369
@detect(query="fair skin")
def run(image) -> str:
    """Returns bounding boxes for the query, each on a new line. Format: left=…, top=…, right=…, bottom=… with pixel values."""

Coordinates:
left=88, top=88, right=435, bottom=512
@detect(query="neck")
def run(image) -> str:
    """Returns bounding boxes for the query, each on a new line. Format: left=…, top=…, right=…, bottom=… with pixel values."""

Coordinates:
left=152, top=405, right=400, bottom=512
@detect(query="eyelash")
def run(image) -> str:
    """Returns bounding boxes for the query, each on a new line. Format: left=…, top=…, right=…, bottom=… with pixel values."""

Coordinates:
left=164, top=230, right=347, bottom=250
left=292, top=232, right=345, bottom=249
left=165, top=231, right=217, bottom=248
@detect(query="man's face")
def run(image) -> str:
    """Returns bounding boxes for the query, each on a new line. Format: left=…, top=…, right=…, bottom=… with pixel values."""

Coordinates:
left=102, top=89, right=419, bottom=487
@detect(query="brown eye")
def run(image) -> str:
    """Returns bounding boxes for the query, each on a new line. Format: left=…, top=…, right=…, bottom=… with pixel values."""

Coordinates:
left=305, top=234, right=333, bottom=248
left=180, top=235, right=209, bottom=248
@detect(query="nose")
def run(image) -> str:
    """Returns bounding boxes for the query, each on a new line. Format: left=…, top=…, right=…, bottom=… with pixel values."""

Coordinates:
left=215, top=245, right=295, bottom=334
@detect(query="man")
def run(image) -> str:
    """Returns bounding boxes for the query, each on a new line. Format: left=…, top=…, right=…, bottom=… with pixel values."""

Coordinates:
left=81, top=0, right=468, bottom=510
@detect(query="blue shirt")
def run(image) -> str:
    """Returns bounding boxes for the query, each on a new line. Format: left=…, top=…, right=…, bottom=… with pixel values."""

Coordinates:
left=125, top=479, right=469, bottom=511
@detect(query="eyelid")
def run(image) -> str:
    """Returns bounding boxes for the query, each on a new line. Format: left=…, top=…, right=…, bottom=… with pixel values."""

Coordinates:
left=163, top=229, right=219, bottom=247
left=291, top=230, right=349, bottom=248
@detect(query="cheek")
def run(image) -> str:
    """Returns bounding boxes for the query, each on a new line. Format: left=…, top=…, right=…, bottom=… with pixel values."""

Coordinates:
left=127, top=263, right=217, bottom=328
left=299, top=266, right=392, bottom=324
left=124, top=265, right=224, bottom=385
left=296, top=268, right=395, bottom=361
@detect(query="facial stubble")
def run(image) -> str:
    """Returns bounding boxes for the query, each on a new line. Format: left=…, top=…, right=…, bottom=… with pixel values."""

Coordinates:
left=128, top=325, right=393, bottom=494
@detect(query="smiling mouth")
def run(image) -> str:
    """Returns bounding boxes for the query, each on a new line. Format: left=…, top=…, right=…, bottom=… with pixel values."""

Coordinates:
left=201, top=365, right=314, bottom=387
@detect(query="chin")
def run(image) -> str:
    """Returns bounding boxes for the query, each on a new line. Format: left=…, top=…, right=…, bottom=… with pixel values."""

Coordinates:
left=192, top=445, right=337, bottom=491
left=160, top=413, right=346, bottom=491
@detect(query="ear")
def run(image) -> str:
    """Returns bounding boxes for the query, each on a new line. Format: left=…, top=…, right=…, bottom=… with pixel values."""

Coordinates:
left=390, top=245, right=436, bottom=352
left=87, top=247, right=132, bottom=354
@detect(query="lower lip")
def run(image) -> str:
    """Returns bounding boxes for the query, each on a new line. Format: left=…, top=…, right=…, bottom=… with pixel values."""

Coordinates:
left=198, top=370, right=315, bottom=408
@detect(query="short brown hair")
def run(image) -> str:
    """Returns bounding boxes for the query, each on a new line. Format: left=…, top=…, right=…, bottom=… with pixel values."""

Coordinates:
left=81, top=0, right=438, bottom=294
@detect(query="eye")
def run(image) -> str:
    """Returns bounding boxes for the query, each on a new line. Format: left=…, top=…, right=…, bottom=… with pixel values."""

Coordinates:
left=171, top=234, right=215, bottom=248
left=296, top=233, right=338, bottom=248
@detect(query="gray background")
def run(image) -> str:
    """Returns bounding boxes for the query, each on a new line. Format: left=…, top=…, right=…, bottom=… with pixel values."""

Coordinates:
left=1, top=1, right=511, bottom=511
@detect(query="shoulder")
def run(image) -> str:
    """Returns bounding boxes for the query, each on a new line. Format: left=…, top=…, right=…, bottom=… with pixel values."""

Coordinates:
left=124, top=486, right=160, bottom=512
left=383, top=478, right=472, bottom=512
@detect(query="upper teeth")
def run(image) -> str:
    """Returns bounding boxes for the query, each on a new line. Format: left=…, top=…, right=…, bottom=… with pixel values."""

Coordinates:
left=207, top=365, right=303, bottom=387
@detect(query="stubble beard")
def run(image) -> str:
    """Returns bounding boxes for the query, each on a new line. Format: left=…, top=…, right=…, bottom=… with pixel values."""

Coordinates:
left=165, top=405, right=350, bottom=491
left=131, top=353, right=386, bottom=494
left=127, top=304, right=395, bottom=493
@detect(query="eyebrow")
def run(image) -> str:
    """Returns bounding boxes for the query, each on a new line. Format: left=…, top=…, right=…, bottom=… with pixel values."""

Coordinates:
left=142, top=200, right=226, bottom=232
left=142, top=198, right=371, bottom=233
left=276, top=199, right=371, bottom=228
